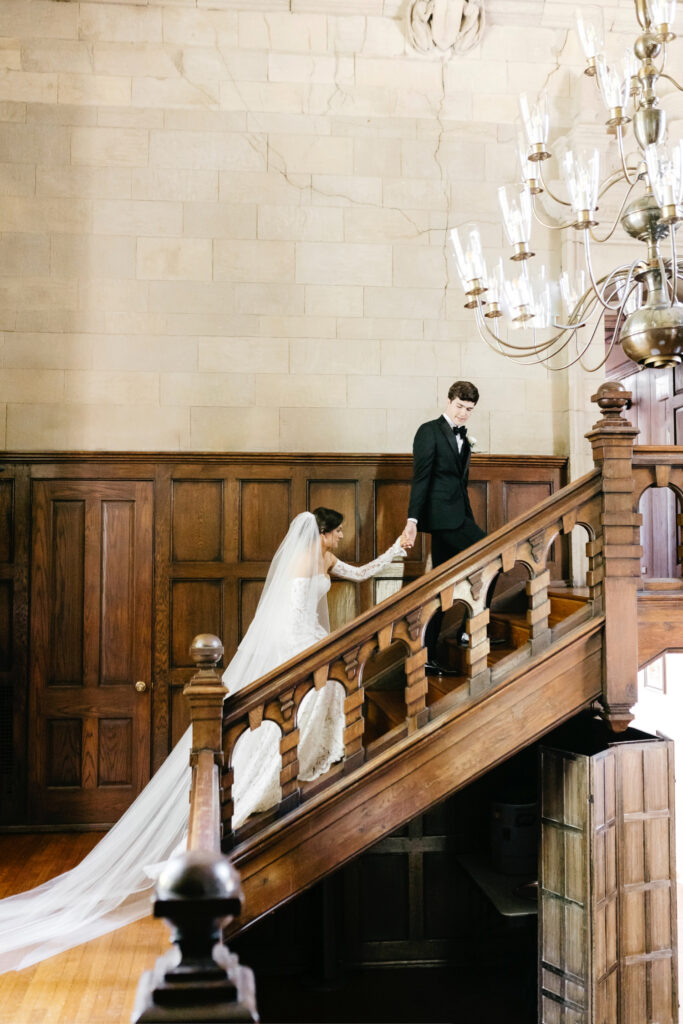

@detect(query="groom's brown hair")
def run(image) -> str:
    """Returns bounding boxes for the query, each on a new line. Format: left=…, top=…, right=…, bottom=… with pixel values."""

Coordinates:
left=448, top=380, right=479, bottom=404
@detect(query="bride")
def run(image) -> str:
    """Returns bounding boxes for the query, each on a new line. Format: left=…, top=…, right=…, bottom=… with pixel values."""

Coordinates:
left=0, top=508, right=406, bottom=972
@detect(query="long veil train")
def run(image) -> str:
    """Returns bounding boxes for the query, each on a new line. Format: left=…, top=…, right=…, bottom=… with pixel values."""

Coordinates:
left=0, top=512, right=324, bottom=973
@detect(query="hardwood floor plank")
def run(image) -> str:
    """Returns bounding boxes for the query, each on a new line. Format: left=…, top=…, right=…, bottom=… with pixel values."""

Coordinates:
left=0, top=834, right=167, bottom=1024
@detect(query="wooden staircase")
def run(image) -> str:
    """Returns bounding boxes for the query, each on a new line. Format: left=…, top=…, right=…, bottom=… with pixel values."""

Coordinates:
left=135, top=384, right=683, bottom=1022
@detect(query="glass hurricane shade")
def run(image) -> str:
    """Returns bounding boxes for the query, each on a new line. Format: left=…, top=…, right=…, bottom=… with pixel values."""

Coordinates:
left=574, top=5, right=605, bottom=61
left=448, top=224, right=487, bottom=290
left=498, top=184, right=533, bottom=247
left=519, top=93, right=549, bottom=149
left=503, top=270, right=534, bottom=320
left=595, top=54, right=630, bottom=112
left=561, top=146, right=600, bottom=214
left=486, top=259, right=506, bottom=305
left=559, top=269, right=587, bottom=318
left=646, top=0, right=677, bottom=31
left=644, top=140, right=683, bottom=209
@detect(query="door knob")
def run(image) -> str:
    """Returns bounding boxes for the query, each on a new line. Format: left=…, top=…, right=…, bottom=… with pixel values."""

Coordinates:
left=135, top=680, right=147, bottom=693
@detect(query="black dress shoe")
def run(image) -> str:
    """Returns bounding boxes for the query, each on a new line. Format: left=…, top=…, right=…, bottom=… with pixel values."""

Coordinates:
left=424, top=660, right=460, bottom=676
left=488, top=636, right=507, bottom=647
left=457, top=633, right=470, bottom=648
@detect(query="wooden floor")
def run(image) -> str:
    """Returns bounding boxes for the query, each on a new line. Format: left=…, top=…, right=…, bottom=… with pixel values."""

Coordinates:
left=0, top=833, right=168, bottom=1024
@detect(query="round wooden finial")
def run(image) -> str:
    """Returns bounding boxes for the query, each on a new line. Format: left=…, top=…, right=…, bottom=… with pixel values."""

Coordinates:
left=189, top=633, right=224, bottom=666
left=591, top=380, right=632, bottom=418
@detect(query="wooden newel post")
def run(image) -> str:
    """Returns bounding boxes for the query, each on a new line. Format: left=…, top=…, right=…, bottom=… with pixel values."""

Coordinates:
left=184, top=634, right=228, bottom=763
left=585, top=381, right=642, bottom=732
left=132, top=852, right=258, bottom=1022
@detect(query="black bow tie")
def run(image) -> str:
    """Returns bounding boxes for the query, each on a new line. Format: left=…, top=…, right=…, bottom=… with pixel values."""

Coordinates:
left=453, top=425, right=467, bottom=439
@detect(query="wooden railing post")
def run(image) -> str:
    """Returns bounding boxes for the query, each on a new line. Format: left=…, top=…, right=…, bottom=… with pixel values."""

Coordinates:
left=133, top=635, right=258, bottom=1022
left=586, top=382, right=642, bottom=731
left=132, top=851, right=258, bottom=1022
left=185, top=633, right=228, bottom=765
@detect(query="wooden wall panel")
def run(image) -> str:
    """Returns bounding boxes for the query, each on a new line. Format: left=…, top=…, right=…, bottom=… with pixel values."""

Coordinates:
left=239, top=580, right=264, bottom=642
left=47, top=719, right=81, bottom=787
left=308, top=481, right=358, bottom=562
left=100, top=501, right=134, bottom=686
left=240, top=481, right=291, bottom=562
left=0, top=582, right=11, bottom=673
left=172, top=480, right=223, bottom=562
left=375, top=481, right=419, bottom=561
left=0, top=451, right=567, bottom=823
left=171, top=580, right=223, bottom=668
left=98, top=718, right=132, bottom=786
left=51, top=500, right=85, bottom=687
left=0, top=480, right=13, bottom=563
left=467, top=480, right=489, bottom=534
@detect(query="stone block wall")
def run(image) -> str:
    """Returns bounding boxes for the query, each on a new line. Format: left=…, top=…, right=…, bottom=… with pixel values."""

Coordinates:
left=0, top=0, right=667, bottom=454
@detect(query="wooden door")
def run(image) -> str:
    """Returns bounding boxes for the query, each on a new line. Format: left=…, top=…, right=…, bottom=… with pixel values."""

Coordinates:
left=29, top=480, right=153, bottom=825
left=539, top=738, right=677, bottom=1023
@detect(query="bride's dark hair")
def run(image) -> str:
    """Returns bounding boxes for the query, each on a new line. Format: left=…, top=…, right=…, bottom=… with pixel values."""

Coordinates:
left=313, top=507, right=343, bottom=534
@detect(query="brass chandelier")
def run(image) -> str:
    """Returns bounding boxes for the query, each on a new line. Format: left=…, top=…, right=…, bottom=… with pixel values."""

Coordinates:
left=450, top=0, right=683, bottom=371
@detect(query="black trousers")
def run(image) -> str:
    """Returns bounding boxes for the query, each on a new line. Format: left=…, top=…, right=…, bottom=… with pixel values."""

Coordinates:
left=425, top=516, right=486, bottom=663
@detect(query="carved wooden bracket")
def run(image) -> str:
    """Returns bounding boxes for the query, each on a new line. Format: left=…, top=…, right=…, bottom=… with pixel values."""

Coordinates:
left=528, top=529, right=546, bottom=564
left=467, top=569, right=484, bottom=602
left=343, top=646, right=361, bottom=681
left=278, top=688, right=295, bottom=721
left=406, top=608, right=422, bottom=642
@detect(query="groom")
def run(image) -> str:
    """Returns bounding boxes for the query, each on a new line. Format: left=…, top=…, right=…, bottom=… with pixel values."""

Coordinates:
left=402, top=380, right=485, bottom=671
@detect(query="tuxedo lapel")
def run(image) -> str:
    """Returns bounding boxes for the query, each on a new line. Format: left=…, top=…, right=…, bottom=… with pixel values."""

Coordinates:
left=438, top=417, right=461, bottom=463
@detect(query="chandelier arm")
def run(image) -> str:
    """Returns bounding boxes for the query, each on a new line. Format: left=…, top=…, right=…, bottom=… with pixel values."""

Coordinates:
left=588, top=178, right=639, bottom=243
left=549, top=311, right=607, bottom=372
left=538, top=162, right=573, bottom=208
left=531, top=194, right=574, bottom=230
left=578, top=305, right=623, bottom=373
left=474, top=301, right=570, bottom=355
left=659, top=71, right=683, bottom=93
left=583, top=230, right=624, bottom=311
left=616, top=125, right=639, bottom=186
left=598, top=168, right=640, bottom=199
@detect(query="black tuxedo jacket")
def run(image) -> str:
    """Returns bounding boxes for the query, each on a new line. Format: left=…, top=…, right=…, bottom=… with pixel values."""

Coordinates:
left=407, top=416, right=473, bottom=532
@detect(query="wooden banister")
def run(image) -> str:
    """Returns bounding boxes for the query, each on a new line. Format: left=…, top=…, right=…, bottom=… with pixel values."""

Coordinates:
left=132, top=635, right=257, bottom=1023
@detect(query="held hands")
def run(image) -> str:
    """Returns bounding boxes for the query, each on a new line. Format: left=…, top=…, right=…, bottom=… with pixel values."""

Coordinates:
left=400, top=520, right=417, bottom=550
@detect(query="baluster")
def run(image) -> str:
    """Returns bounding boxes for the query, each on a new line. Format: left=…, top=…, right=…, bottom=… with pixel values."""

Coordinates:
left=278, top=685, right=301, bottom=815
left=464, top=608, right=490, bottom=695
left=526, top=570, right=551, bottom=651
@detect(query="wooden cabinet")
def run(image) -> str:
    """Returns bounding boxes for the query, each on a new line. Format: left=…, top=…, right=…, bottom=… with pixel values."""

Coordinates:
left=0, top=452, right=567, bottom=826
left=539, top=736, right=678, bottom=1023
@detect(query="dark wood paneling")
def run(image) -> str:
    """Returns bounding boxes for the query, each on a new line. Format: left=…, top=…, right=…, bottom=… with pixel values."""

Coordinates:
left=47, top=718, right=81, bottom=787
left=98, top=718, right=133, bottom=786
left=0, top=480, right=13, bottom=563
left=375, top=481, right=421, bottom=561
left=240, top=481, right=291, bottom=562
left=239, top=580, right=264, bottom=642
left=0, top=582, right=11, bottom=673
left=1, top=452, right=567, bottom=825
left=171, top=580, right=223, bottom=667
left=51, top=500, right=85, bottom=687
left=468, top=480, right=489, bottom=534
left=308, top=480, right=358, bottom=561
left=101, top=501, right=134, bottom=685
left=172, top=480, right=223, bottom=562
left=502, top=481, right=552, bottom=525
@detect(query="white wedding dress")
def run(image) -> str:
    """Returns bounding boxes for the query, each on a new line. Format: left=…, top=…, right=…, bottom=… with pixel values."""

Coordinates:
left=0, top=513, right=405, bottom=972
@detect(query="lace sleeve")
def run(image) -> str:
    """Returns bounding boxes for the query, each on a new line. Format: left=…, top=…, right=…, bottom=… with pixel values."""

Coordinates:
left=331, top=538, right=406, bottom=582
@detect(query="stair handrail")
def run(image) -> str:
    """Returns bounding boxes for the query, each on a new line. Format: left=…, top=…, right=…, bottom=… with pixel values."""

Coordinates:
left=217, top=382, right=644, bottom=842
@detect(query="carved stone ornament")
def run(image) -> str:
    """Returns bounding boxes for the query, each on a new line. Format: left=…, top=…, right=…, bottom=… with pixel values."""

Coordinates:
left=406, top=0, right=484, bottom=57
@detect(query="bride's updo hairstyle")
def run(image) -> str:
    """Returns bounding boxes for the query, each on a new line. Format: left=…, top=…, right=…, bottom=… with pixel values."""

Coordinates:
left=313, top=507, right=343, bottom=534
